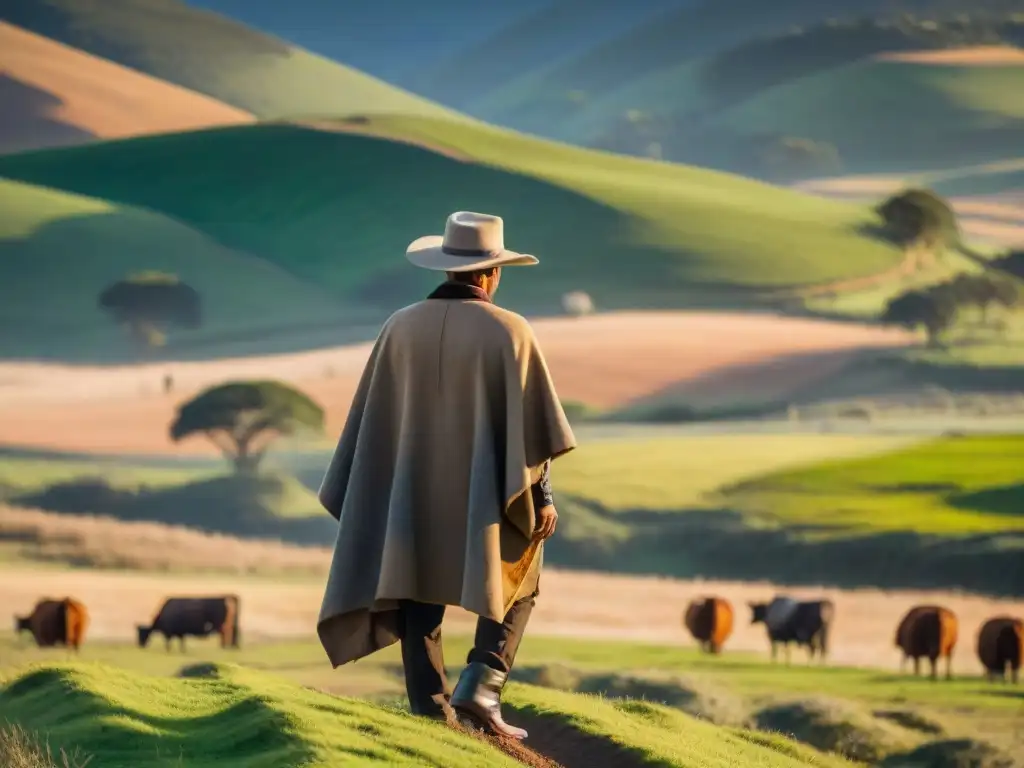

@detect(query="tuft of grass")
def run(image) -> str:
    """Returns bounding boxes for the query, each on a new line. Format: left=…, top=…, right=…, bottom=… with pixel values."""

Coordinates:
left=754, top=698, right=918, bottom=762
left=0, top=723, right=91, bottom=768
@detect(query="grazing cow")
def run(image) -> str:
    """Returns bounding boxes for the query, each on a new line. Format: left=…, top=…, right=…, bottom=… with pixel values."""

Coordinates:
left=749, top=596, right=833, bottom=664
left=14, top=597, right=89, bottom=651
left=683, top=596, right=734, bottom=654
left=137, top=595, right=240, bottom=652
left=976, top=616, right=1023, bottom=683
left=894, top=604, right=958, bottom=680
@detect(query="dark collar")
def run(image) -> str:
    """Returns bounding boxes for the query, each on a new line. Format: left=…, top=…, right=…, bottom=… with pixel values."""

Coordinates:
left=427, top=281, right=492, bottom=303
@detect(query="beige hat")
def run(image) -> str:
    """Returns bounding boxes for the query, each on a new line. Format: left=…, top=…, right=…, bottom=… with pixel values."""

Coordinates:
left=405, top=211, right=538, bottom=272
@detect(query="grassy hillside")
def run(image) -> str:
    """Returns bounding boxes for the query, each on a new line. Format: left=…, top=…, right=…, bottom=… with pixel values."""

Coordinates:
left=0, top=21, right=254, bottom=155
left=0, top=0, right=460, bottom=121
left=718, top=60, right=1024, bottom=174
left=545, top=433, right=1024, bottom=595
left=0, top=662, right=857, bottom=768
left=411, top=0, right=683, bottom=109
left=2, top=636, right=1021, bottom=765
left=184, top=0, right=554, bottom=88
left=0, top=115, right=904, bottom=326
left=465, top=3, right=1024, bottom=178
left=0, top=179, right=349, bottom=360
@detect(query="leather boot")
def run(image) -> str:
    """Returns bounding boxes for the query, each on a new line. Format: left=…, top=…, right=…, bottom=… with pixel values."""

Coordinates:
left=450, top=662, right=528, bottom=740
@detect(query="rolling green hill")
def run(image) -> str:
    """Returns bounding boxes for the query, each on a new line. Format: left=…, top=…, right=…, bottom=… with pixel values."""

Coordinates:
left=0, top=115, right=903, bottom=334
left=0, top=662, right=857, bottom=768
left=718, top=60, right=1024, bottom=174
left=0, top=0, right=461, bottom=121
left=464, top=4, right=1024, bottom=178
left=0, top=179, right=348, bottom=360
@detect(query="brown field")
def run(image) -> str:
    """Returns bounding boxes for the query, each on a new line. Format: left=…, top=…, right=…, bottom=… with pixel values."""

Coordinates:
left=2, top=555, right=1020, bottom=673
left=0, top=312, right=912, bottom=455
left=0, top=22, right=254, bottom=155
left=875, top=46, right=1024, bottom=65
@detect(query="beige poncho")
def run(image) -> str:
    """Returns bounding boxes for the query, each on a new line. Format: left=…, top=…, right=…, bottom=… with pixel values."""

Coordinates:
left=317, top=295, right=577, bottom=667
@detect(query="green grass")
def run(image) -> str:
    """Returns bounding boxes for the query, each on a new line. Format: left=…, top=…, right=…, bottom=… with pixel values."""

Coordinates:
left=0, top=660, right=868, bottom=768
left=0, top=178, right=351, bottom=360
left=551, top=434, right=918, bottom=513
left=2, top=633, right=1021, bottom=765
left=0, top=114, right=904, bottom=334
left=720, top=434, right=1024, bottom=536
left=718, top=61, right=1024, bottom=173
left=0, top=0, right=461, bottom=122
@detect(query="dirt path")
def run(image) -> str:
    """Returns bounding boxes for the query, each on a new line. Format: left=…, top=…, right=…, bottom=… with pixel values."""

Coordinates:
left=478, top=714, right=652, bottom=768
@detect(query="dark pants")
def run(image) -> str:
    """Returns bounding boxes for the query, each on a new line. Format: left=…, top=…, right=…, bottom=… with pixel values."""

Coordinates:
left=398, top=587, right=538, bottom=717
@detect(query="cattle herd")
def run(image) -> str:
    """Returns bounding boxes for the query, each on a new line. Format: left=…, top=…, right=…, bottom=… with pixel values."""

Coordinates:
left=684, top=595, right=1023, bottom=682
left=13, top=595, right=240, bottom=652
left=10, top=592, right=1022, bottom=682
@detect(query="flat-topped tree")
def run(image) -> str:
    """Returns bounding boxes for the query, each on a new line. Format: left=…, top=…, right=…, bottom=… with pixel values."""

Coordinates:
left=170, top=381, right=324, bottom=474
left=98, top=271, right=201, bottom=349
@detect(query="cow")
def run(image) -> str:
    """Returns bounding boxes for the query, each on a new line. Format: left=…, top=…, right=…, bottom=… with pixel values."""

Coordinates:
left=749, top=596, right=833, bottom=664
left=137, top=595, right=240, bottom=652
left=894, top=604, right=958, bottom=680
left=976, top=616, right=1023, bottom=683
left=683, top=596, right=734, bottom=654
left=14, top=597, right=89, bottom=651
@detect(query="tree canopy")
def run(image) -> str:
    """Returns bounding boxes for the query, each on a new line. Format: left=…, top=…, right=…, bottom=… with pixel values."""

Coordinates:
left=170, top=380, right=324, bottom=473
left=875, top=188, right=959, bottom=251
left=98, top=271, right=201, bottom=348
left=880, top=288, right=958, bottom=347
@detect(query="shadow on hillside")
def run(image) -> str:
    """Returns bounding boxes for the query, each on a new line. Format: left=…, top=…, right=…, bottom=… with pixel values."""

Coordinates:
left=546, top=495, right=1024, bottom=597
left=948, top=483, right=1024, bottom=518
left=10, top=474, right=335, bottom=546
left=0, top=75, right=95, bottom=154
left=0, top=666, right=317, bottom=766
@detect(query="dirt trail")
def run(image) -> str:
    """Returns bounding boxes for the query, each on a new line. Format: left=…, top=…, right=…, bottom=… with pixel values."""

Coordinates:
left=502, top=711, right=650, bottom=768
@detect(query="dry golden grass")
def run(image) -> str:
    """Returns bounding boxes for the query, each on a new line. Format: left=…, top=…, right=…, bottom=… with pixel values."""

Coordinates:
left=0, top=504, right=330, bottom=576
left=0, top=22, right=253, bottom=154
left=0, top=725, right=91, bottom=768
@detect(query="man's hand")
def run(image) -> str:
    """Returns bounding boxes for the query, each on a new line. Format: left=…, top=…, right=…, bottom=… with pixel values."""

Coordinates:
left=534, top=504, right=558, bottom=540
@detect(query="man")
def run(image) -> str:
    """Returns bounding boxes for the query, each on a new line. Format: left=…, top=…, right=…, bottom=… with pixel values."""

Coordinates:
left=317, top=211, right=577, bottom=740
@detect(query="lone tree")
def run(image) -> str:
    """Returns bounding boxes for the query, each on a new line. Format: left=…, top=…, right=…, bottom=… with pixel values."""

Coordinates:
left=946, top=273, right=1018, bottom=324
left=875, top=187, right=959, bottom=253
left=98, top=272, right=201, bottom=349
left=880, top=288, right=958, bottom=348
left=170, top=381, right=324, bottom=474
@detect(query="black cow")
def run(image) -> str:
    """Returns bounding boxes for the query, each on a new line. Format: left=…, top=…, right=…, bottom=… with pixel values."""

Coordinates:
left=137, top=595, right=240, bottom=651
left=749, top=596, right=834, bottom=664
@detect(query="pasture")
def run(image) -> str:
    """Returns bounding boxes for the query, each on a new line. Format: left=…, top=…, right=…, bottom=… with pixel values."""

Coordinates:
left=3, top=429, right=1024, bottom=593
left=2, top=624, right=1022, bottom=766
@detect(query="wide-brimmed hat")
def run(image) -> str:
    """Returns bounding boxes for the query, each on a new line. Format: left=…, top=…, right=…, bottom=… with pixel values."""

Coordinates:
left=405, top=211, right=538, bottom=272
